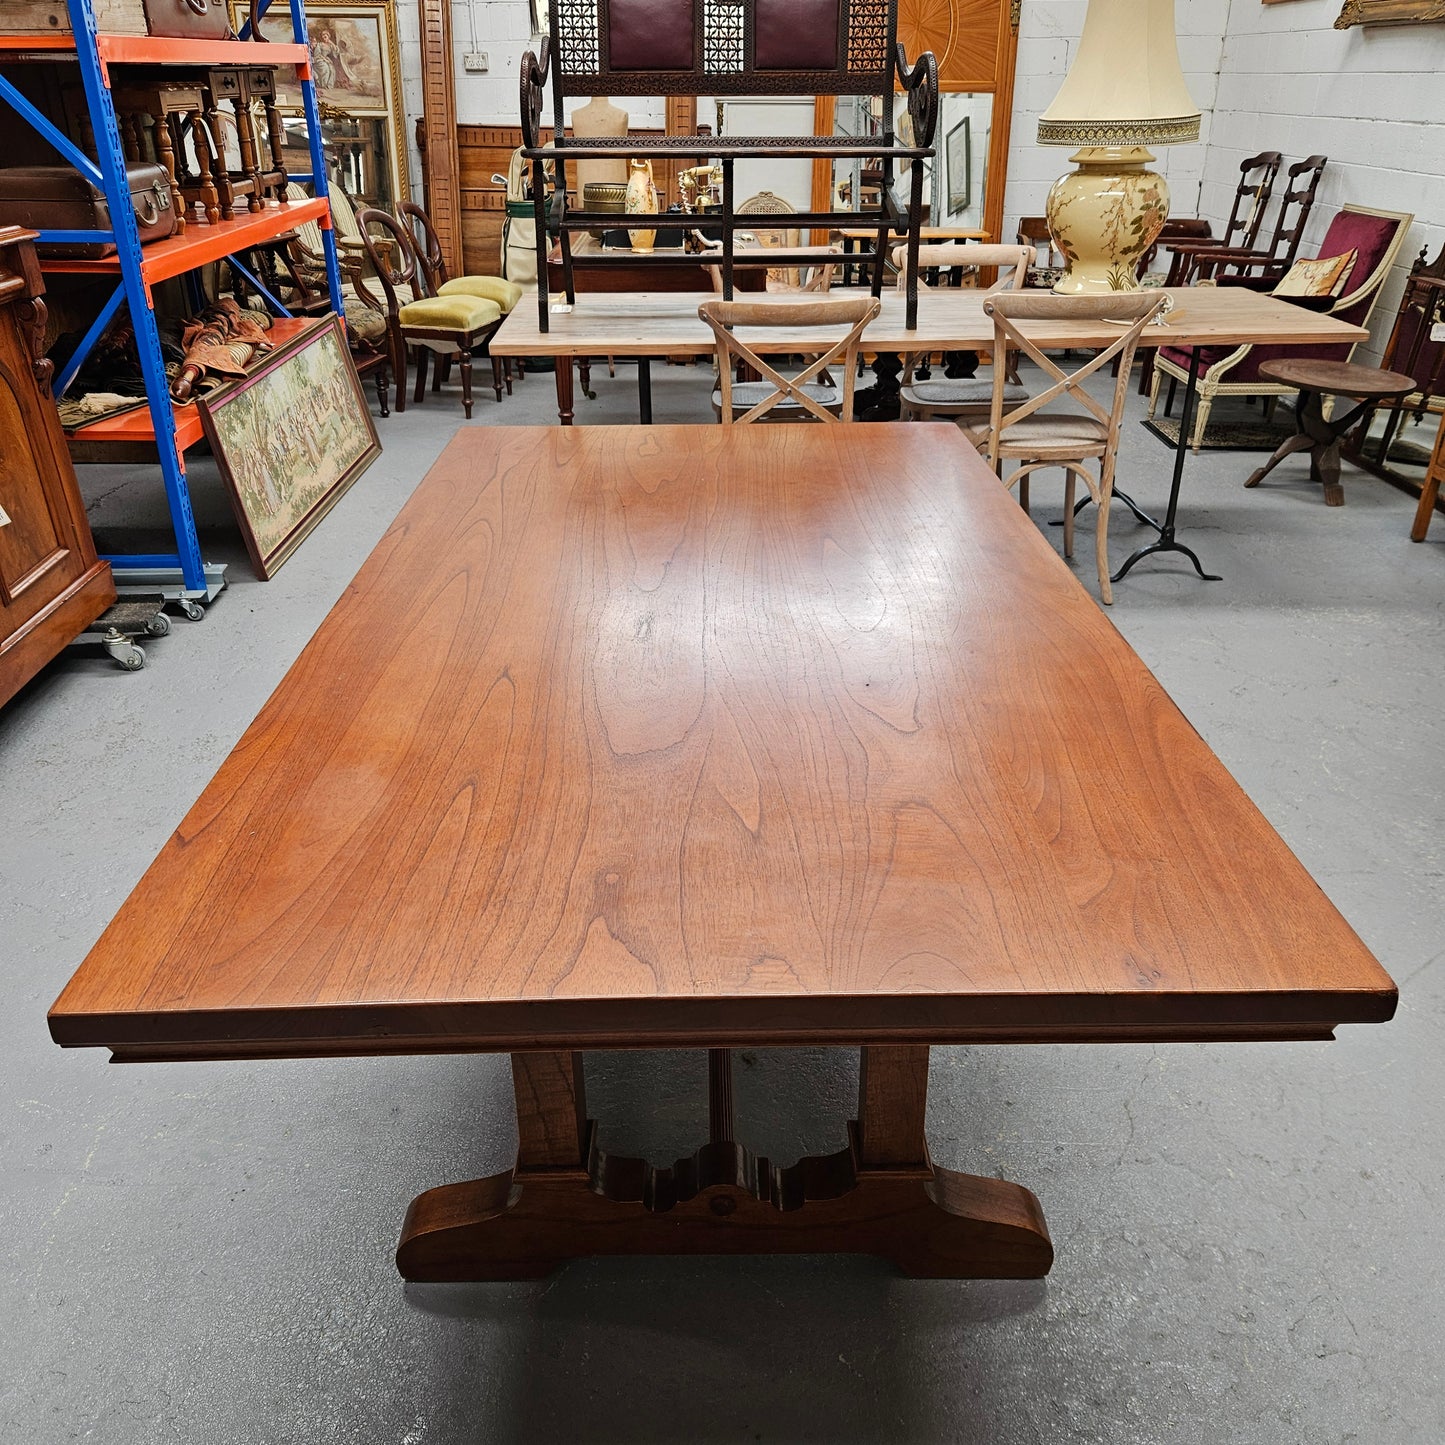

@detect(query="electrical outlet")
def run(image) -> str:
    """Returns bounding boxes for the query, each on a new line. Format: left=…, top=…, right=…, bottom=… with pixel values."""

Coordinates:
left=463, top=51, right=489, bottom=72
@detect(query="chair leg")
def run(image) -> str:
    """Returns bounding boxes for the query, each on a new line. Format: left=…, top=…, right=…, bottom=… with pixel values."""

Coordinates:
left=1410, top=461, right=1441, bottom=541
left=413, top=349, right=429, bottom=405
left=1095, top=462, right=1115, bottom=606
left=375, top=365, right=390, bottom=418
left=1165, top=377, right=1178, bottom=417
left=460, top=349, right=474, bottom=419
left=1190, top=393, right=1213, bottom=452
left=394, top=340, right=409, bottom=415
left=433, top=355, right=446, bottom=393
left=492, top=354, right=505, bottom=404
left=1062, top=469, right=1076, bottom=558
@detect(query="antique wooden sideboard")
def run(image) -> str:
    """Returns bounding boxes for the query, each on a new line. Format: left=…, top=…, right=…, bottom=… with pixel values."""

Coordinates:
left=0, top=226, right=114, bottom=709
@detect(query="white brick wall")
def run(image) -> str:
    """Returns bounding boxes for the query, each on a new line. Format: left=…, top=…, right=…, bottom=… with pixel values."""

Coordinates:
left=1003, top=0, right=1228, bottom=244
left=1200, top=0, right=1445, bottom=365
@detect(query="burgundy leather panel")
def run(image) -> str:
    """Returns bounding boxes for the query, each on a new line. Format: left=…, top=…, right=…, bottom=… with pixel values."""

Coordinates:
left=608, top=0, right=695, bottom=70
left=756, top=0, right=841, bottom=69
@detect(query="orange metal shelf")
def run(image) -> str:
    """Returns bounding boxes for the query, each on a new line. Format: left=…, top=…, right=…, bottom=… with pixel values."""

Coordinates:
left=39, top=197, right=330, bottom=284
left=66, top=316, right=321, bottom=451
left=0, top=32, right=308, bottom=67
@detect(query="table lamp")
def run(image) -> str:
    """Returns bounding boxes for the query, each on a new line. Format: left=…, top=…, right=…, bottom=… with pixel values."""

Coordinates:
left=1037, top=0, right=1200, bottom=293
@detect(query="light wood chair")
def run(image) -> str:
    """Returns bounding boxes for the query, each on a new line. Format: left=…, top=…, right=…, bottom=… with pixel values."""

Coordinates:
left=1411, top=419, right=1445, bottom=542
left=977, top=291, right=1167, bottom=604
left=892, top=243, right=1033, bottom=426
left=697, top=296, right=882, bottom=424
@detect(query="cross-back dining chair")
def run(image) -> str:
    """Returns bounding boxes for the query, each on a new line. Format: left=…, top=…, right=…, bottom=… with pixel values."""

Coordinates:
left=976, top=291, right=1168, bottom=604
left=890, top=243, right=1033, bottom=426
left=697, top=296, right=882, bottom=424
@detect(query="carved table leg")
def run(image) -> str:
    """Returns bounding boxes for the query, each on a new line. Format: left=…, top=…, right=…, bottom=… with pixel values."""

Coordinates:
left=396, top=1047, right=1053, bottom=1283
left=555, top=357, right=575, bottom=426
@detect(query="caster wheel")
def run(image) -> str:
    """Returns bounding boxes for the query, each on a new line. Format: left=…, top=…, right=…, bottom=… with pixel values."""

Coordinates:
left=100, top=628, right=147, bottom=671
left=177, top=598, right=205, bottom=622
left=146, top=612, right=171, bottom=636
left=117, top=646, right=146, bottom=672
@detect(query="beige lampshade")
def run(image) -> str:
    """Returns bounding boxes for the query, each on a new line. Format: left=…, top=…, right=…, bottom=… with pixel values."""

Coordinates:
left=1038, top=0, right=1201, bottom=148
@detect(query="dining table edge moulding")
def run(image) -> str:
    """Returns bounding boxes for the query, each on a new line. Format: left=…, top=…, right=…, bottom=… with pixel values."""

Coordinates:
left=46, top=424, right=1395, bottom=1284
left=519, top=0, right=940, bottom=330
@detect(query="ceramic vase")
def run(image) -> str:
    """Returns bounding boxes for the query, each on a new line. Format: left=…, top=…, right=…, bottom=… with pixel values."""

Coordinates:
left=625, top=158, right=658, bottom=253
left=1044, top=146, right=1170, bottom=294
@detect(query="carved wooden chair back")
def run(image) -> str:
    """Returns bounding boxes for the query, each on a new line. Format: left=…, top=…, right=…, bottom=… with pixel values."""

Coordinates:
left=354, top=206, right=422, bottom=317
left=980, top=291, right=1166, bottom=604
left=1222, top=150, right=1283, bottom=250
left=698, top=295, right=882, bottom=424
left=1256, top=154, right=1328, bottom=270
left=396, top=201, right=449, bottom=296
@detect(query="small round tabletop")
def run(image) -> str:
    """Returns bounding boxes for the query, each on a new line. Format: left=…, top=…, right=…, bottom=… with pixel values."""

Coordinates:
left=1258, top=358, right=1416, bottom=398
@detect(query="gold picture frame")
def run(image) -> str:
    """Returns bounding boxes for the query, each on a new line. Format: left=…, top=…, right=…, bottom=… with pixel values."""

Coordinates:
left=1335, top=0, right=1445, bottom=25
left=234, top=0, right=409, bottom=205
left=198, top=317, right=381, bottom=580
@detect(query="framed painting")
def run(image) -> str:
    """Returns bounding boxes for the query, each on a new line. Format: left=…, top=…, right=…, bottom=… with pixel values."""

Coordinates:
left=237, top=0, right=409, bottom=204
left=198, top=317, right=381, bottom=580
left=946, top=116, right=971, bottom=217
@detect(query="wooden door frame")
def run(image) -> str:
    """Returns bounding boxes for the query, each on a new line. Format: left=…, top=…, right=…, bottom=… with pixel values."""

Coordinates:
left=417, top=0, right=463, bottom=277
left=810, top=0, right=1020, bottom=247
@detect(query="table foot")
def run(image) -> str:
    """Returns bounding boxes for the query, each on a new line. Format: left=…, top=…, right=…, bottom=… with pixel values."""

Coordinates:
left=395, top=1125, right=1052, bottom=1282
left=1112, top=534, right=1222, bottom=584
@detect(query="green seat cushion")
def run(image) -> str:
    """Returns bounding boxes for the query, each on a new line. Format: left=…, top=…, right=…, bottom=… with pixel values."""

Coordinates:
left=397, top=294, right=501, bottom=331
left=439, top=275, right=524, bottom=312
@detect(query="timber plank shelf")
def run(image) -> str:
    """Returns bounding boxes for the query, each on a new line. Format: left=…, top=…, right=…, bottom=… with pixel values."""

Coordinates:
left=67, top=316, right=318, bottom=455
left=0, top=33, right=309, bottom=67
left=40, top=198, right=330, bottom=285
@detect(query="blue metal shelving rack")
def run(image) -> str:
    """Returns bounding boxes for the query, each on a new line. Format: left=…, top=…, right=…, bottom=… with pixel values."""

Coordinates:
left=0, top=0, right=344, bottom=614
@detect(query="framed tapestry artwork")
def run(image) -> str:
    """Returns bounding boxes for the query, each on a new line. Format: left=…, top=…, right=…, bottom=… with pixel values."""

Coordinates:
left=198, top=317, right=381, bottom=580
left=237, top=0, right=409, bottom=207
left=946, top=116, right=972, bottom=216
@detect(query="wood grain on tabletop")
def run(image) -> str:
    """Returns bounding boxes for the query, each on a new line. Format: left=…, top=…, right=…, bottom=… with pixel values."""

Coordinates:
left=489, top=286, right=1372, bottom=357
left=49, top=424, right=1395, bottom=1057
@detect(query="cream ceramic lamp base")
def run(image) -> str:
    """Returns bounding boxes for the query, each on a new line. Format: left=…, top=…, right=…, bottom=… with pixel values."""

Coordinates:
left=1045, top=147, right=1170, bottom=294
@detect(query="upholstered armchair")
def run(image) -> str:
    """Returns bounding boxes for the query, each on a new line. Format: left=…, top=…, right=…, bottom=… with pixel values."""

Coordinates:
left=1148, top=204, right=1413, bottom=450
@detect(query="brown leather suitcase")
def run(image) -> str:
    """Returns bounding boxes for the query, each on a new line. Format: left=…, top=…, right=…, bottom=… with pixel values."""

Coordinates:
left=0, top=165, right=177, bottom=259
left=142, top=0, right=232, bottom=40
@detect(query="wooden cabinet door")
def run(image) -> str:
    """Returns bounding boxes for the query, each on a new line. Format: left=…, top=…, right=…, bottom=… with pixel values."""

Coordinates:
left=0, top=268, right=113, bottom=707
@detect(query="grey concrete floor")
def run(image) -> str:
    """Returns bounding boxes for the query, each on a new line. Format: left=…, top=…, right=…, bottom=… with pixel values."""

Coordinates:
left=3, top=357, right=1443, bottom=1444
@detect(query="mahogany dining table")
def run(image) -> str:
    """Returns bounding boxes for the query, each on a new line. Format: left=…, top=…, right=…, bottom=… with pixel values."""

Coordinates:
left=49, top=424, right=1395, bottom=1281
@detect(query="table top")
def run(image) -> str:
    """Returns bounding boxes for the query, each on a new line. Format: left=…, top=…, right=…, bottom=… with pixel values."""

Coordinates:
left=491, top=287, right=1371, bottom=359
left=1257, top=358, right=1417, bottom=395
left=49, top=425, right=1395, bottom=1062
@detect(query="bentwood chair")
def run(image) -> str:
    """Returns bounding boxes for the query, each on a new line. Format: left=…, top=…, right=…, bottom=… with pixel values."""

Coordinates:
left=893, top=243, right=1033, bottom=426
left=355, top=208, right=506, bottom=418
left=697, top=296, right=881, bottom=424
left=976, top=291, right=1167, bottom=604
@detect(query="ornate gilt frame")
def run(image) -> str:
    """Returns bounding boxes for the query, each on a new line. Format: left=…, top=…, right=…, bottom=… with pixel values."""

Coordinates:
left=234, top=0, right=409, bottom=205
left=1335, top=0, right=1445, bottom=26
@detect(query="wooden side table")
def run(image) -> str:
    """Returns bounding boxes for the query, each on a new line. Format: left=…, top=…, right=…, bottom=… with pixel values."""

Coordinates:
left=1247, top=358, right=1415, bottom=506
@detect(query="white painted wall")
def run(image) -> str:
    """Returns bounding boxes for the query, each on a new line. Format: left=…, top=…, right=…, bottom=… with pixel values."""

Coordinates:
left=1003, top=0, right=1230, bottom=242
left=1201, top=0, right=1445, bottom=364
